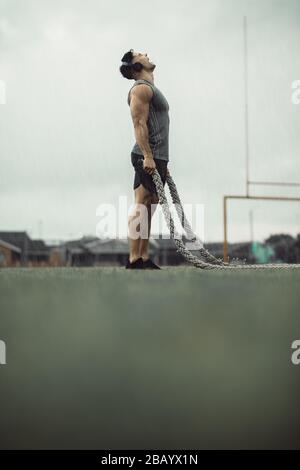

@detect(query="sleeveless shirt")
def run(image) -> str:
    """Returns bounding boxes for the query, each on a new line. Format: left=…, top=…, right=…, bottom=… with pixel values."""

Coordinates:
left=127, top=79, right=170, bottom=161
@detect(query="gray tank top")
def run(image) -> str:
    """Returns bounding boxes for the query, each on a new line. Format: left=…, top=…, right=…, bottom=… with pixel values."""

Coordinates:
left=127, top=79, right=170, bottom=161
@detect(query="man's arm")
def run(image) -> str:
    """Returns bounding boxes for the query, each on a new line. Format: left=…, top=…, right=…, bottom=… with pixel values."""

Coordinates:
left=129, top=85, right=156, bottom=175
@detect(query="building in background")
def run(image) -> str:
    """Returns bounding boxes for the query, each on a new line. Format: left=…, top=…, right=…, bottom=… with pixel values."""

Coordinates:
left=0, top=230, right=298, bottom=268
left=0, top=231, right=50, bottom=267
left=0, top=239, right=21, bottom=267
left=251, top=241, right=275, bottom=264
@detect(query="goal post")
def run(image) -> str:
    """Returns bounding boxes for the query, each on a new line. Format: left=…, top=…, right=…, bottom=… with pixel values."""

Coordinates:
left=223, top=194, right=300, bottom=262
left=222, top=18, right=300, bottom=263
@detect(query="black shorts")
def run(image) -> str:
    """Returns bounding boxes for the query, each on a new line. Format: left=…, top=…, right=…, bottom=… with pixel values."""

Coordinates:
left=131, top=152, right=168, bottom=195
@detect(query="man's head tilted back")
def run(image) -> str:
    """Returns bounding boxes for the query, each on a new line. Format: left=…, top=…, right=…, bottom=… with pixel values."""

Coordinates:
left=119, top=48, right=156, bottom=80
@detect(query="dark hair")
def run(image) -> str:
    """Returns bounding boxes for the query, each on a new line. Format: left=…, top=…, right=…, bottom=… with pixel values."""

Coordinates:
left=119, top=48, right=142, bottom=80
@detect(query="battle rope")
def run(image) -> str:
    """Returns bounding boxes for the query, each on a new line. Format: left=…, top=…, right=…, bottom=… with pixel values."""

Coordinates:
left=144, top=163, right=300, bottom=270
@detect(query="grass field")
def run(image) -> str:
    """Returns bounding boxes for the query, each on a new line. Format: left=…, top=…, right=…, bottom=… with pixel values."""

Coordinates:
left=0, top=266, right=300, bottom=449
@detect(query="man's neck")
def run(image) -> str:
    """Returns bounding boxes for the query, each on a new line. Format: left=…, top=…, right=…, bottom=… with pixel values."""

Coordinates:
left=135, top=72, right=154, bottom=84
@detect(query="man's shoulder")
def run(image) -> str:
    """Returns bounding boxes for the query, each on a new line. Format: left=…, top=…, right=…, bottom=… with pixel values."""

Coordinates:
left=131, top=81, right=154, bottom=96
left=128, top=82, right=153, bottom=105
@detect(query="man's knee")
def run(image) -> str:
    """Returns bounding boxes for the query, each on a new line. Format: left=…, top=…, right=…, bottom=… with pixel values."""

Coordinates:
left=151, top=194, right=159, bottom=205
left=136, top=194, right=153, bottom=206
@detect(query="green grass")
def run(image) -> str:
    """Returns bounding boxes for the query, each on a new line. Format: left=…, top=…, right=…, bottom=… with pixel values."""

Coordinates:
left=0, top=266, right=300, bottom=449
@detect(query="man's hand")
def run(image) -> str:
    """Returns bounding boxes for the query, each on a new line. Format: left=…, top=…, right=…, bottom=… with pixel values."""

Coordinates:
left=143, top=156, right=156, bottom=175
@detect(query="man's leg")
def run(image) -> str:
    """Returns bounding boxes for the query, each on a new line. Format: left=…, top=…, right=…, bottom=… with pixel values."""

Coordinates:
left=139, top=194, right=159, bottom=261
left=128, top=184, right=153, bottom=263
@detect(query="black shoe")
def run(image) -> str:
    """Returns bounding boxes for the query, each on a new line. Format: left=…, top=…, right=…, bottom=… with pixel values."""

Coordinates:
left=125, top=257, right=144, bottom=269
left=143, top=258, right=161, bottom=269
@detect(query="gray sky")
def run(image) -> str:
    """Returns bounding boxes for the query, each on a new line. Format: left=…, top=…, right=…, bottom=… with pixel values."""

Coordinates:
left=0, top=0, right=299, bottom=243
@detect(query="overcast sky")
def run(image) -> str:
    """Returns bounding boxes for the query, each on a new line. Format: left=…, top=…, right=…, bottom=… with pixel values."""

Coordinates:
left=0, top=0, right=299, bottom=244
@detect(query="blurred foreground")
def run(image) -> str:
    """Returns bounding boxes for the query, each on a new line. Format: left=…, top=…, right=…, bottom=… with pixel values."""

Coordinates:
left=0, top=267, right=300, bottom=449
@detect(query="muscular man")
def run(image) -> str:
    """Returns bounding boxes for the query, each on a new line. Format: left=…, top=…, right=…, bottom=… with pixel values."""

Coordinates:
left=119, top=49, right=170, bottom=269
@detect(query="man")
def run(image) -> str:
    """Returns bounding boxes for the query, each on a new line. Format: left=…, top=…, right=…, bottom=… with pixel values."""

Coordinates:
left=119, top=49, right=170, bottom=269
